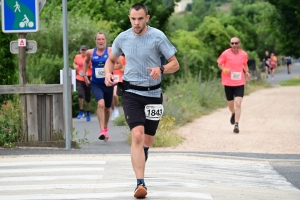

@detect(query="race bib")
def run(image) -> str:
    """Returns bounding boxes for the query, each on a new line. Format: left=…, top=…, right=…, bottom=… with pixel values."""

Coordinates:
left=231, top=72, right=241, bottom=80
left=114, top=75, right=120, bottom=82
left=95, top=68, right=105, bottom=78
left=144, top=104, right=164, bottom=121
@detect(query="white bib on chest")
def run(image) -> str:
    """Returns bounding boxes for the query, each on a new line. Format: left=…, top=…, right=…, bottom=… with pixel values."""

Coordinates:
left=95, top=68, right=105, bottom=78
left=231, top=72, right=241, bottom=80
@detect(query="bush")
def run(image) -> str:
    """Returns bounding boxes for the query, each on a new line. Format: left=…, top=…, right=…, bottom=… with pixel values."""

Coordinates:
left=152, top=116, right=184, bottom=147
left=0, top=97, right=22, bottom=148
left=163, top=75, right=226, bottom=125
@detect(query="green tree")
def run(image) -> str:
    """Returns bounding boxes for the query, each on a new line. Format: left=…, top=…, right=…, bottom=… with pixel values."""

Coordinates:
left=170, top=29, right=218, bottom=81
left=41, top=0, right=180, bottom=34
left=0, top=32, right=17, bottom=86
left=0, top=16, right=18, bottom=102
left=26, top=11, right=120, bottom=84
left=266, top=0, right=300, bottom=56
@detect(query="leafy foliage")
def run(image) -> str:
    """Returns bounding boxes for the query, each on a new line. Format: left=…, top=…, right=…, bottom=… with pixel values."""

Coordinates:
left=26, top=12, right=120, bottom=84
left=0, top=17, right=19, bottom=103
left=40, top=0, right=179, bottom=34
left=266, top=0, right=300, bottom=56
left=0, top=97, right=22, bottom=147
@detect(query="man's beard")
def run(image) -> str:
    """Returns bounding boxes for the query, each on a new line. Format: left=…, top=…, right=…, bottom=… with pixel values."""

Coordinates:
left=134, top=26, right=145, bottom=34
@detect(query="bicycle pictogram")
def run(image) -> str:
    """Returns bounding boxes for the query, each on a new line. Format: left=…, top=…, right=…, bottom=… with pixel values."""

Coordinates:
left=19, top=14, right=34, bottom=28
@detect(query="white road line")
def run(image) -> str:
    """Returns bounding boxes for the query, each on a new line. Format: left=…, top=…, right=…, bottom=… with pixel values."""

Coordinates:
left=0, top=167, right=104, bottom=174
left=0, top=192, right=213, bottom=199
left=0, top=161, right=106, bottom=167
left=0, top=181, right=206, bottom=191
left=0, top=175, right=102, bottom=182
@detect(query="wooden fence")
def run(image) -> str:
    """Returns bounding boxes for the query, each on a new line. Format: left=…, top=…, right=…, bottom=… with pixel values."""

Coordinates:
left=0, top=84, right=72, bottom=142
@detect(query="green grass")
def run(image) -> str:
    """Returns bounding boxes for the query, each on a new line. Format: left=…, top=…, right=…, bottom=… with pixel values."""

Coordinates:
left=279, top=76, right=300, bottom=86
left=113, top=114, right=127, bottom=126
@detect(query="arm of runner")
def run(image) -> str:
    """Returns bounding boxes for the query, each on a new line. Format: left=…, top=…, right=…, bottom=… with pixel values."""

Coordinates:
left=114, top=58, right=123, bottom=70
left=108, top=47, right=123, bottom=70
left=73, top=57, right=78, bottom=70
left=148, top=55, right=179, bottom=80
left=104, top=52, right=119, bottom=86
left=83, top=50, right=92, bottom=85
left=218, top=63, right=230, bottom=74
left=162, top=55, right=179, bottom=74
left=243, top=64, right=251, bottom=78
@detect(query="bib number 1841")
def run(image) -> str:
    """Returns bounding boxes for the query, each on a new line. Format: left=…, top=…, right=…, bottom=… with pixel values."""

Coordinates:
left=144, top=104, right=164, bottom=121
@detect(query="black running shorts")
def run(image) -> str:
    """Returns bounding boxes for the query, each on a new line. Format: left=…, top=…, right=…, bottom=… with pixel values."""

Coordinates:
left=76, top=79, right=91, bottom=103
left=122, top=92, right=163, bottom=136
left=224, top=85, right=244, bottom=101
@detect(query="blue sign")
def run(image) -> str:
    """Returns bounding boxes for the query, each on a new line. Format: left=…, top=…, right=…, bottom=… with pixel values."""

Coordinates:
left=1, top=0, right=39, bottom=33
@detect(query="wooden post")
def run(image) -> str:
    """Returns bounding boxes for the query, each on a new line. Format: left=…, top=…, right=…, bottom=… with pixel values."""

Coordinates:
left=184, top=54, right=188, bottom=81
left=18, top=33, right=28, bottom=141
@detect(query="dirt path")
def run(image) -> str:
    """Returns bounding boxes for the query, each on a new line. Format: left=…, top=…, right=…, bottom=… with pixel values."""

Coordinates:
left=153, top=86, right=300, bottom=154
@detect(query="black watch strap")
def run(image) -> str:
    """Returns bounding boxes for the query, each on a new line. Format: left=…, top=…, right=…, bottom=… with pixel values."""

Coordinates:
left=160, top=65, right=165, bottom=74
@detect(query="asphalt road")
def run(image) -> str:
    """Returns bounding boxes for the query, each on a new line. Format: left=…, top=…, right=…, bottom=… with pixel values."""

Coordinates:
left=1, top=154, right=300, bottom=200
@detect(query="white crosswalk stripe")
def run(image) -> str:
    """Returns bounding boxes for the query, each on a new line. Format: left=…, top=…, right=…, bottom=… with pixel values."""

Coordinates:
left=0, top=154, right=299, bottom=200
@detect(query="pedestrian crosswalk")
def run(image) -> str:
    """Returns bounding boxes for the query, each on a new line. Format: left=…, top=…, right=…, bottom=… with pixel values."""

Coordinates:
left=0, top=154, right=299, bottom=200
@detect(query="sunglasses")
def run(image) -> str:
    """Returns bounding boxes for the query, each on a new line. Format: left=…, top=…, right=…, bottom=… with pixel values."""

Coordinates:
left=231, top=42, right=239, bottom=45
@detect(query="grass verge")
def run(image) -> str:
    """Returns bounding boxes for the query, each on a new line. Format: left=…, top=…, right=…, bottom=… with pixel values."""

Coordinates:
left=279, top=76, right=300, bottom=86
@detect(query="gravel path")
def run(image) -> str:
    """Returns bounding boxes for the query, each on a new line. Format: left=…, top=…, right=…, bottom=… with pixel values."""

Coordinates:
left=153, top=86, right=300, bottom=154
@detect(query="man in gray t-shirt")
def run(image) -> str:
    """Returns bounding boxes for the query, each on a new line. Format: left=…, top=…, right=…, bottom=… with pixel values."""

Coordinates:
left=104, top=3, right=179, bottom=199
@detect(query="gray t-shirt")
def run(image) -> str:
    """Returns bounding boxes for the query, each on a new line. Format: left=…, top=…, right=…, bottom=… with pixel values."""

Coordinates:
left=112, top=26, right=177, bottom=98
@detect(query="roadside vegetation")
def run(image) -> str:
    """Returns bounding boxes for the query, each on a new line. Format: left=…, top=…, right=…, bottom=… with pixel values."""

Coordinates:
left=280, top=76, right=300, bottom=86
left=0, top=97, right=22, bottom=148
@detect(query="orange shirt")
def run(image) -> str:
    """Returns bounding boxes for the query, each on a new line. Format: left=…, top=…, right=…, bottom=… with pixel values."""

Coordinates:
left=217, top=48, right=248, bottom=86
left=113, top=56, right=126, bottom=84
left=74, top=54, right=92, bottom=81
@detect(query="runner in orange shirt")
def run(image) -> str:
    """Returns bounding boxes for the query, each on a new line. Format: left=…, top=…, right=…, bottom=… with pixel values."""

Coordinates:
left=111, top=55, right=126, bottom=120
left=217, top=37, right=251, bottom=133
left=73, top=45, right=92, bottom=121
left=269, top=53, right=277, bottom=80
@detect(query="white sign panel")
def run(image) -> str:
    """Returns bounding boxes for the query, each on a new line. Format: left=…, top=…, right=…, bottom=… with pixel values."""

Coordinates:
left=60, top=70, right=76, bottom=92
left=10, top=40, right=37, bottom=54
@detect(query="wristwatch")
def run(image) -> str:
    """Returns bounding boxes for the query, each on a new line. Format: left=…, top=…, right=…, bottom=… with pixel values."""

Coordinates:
left=160, top=65, right=165, bottom=74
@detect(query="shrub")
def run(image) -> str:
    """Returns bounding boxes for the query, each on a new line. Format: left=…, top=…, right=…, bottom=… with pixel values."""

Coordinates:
left=0, top=97, right=22, bottom=147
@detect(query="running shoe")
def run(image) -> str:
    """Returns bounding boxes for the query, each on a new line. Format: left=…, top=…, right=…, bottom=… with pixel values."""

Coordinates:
left=86, top=112, right=91, bottom=122
left=230, top=113, right=235, bottom=125
left=98, top=130, right=106, bottom=140
left=104, top=132, right=110, bottom=142
left=134, top=183, right=147, bottom=199
left=77, top=111, right=85, bottom=119
left=233, top=124, right=239, bottom=133
left=104, top=128, right=110, bottom=142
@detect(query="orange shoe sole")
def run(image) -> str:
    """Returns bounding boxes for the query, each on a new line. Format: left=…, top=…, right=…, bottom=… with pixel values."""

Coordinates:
left=134, top=185, right=147, bottom=199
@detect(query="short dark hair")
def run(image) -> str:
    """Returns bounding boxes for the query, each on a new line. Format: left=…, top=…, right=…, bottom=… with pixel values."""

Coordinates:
left=94, top=32, right=107, bottom=40
left=129, top=3, right=148, bottom=15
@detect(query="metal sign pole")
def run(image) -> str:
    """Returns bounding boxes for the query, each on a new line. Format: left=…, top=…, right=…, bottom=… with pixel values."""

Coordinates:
left=62, top=0, right=71, bottom=150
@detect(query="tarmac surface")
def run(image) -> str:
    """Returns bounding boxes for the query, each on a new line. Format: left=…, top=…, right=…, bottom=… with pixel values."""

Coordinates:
left=1, top=62, right=300, bottom=199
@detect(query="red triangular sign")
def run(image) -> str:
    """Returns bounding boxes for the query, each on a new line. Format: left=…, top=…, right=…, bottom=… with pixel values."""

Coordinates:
left=20, top=40, right=24, bottom=46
